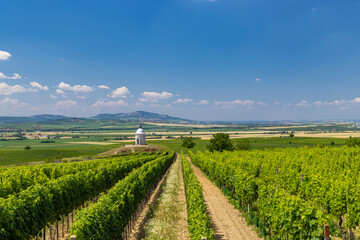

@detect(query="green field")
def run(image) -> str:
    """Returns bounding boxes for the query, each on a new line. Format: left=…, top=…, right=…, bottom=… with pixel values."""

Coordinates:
left=150, top=136, right=346, bottom=154
left=0, top=135, right=348, bottom=166
left=0, top=143, right=125, bottom=166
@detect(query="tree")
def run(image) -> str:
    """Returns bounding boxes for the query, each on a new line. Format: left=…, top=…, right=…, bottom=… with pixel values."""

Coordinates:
left=289, top=132, right=295, bottom=137
left=182, top=137, right=196, bottom=149
left=345, top=136, right=360, bottom=147
left=206, top=133, right=234, bottom=152
left=237, top=138, right=252, bottom=150
left=24, top=145, right=31, bottom=150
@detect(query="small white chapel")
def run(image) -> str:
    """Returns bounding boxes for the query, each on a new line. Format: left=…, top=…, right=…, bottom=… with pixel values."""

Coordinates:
left=135, top=126, right=146, bottom=145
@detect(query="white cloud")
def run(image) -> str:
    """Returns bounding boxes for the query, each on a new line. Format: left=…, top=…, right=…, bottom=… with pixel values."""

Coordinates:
left=215, top=99, right=255, bottom=107
left=109, top=87, right=131, bottom=98
left=139, top=91, right=173, bottom=103
left=257, top=101, right=268, bottom=106
left=56, top=89, right=65, bottom=95
left=76, top=96, right=87, bottom=100
left=311, top=97, right=360, bottom=106
left=0, top=97, right=19, bottom=104
left=92, top=99, right=129, bottom=107
left=98, top=85, right=110, bottom=89
left=50, top=94, right=57, bottom=99
left=0, top=51, right=11, bottom=60
left=0, top=72, right=21, bottom=80
left=296, top=100, right=309, bottom=106
left=351, top=98, right=360, bottom=103
left=30, top=81, right=49, bottom=91
left=58, top=82, right=93, bottom=92
left=255, top=78, right=261, bottom=81
left=0, top=82, right=28, bottom=95
left=0, top=97, right=27, bottom=107
left=197, top=100, right=209, bottom=105
left=274, top=101, right=280, bottom=105
left=55, top=100, right=77, bottom=108
left=174, top=98, right=192, bottom=104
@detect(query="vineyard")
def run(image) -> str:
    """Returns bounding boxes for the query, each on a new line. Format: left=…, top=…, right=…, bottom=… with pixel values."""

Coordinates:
left=181, top=153, right=214, bottom=239
left=2, top=144, right=359, bottom=240
left=0, top=152, right=175, bottom=239
left=190, top=146, right=360, bottom=239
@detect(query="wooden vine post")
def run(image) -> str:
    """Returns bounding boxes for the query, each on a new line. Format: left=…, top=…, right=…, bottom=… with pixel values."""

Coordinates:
left=324, top=224, right=329, bottom=240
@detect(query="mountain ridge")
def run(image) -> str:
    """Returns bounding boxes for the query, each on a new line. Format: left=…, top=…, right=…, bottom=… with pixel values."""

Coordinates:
left=0, top=111, right=193, bottom=124
left=91, top=111, right=192, bottom=123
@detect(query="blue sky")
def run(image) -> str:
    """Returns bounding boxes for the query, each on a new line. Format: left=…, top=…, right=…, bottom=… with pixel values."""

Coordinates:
left=0, top=0, right=360, bottom=121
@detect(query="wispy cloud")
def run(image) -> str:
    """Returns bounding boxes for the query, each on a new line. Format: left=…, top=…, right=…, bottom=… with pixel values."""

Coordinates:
left=55, top=100, right=78, bottom=108
left=98, top=85, right=110, bottom=89
left=56, top=89, right=65, bottom=95
left=296, top=100, right=309, bottom=106
left=58, top=82, right=93, bottom=92
left=0, top=50, right=11, bottom=60
left=174, top=98, right=192, bottom=104
left=139, top=91, right=173, bottom=103
left=296, top=98, right=360, bottom=107
left=197, top=100, right=209, bottom=105
left=0, top=97, right=26, bottom=106
left=0, top=72, right=21, bottom=80
left=92, top=99, right=129, bottom=107
left=215, top=99, right=255, bottom=108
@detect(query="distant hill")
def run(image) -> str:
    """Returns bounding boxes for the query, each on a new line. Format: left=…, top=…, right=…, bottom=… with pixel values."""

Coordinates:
left=92, top=111, right=192, bottom=123
left=0, top=112, right=193, bottom=124
left=0, top=114, right=67, bottom=124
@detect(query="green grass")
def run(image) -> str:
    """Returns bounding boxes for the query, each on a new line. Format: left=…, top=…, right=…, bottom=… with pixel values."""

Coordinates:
left=148, top=137, right=347, bottom=155
left=240, top=137, right=346, bottom=149
left=0, top=143, right=125, bottom=166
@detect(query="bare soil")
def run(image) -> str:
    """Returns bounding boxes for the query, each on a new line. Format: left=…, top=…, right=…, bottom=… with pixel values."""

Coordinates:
left=187, top=156, right=260, bottom=240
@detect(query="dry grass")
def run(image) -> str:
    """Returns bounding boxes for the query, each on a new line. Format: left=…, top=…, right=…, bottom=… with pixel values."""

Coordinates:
left=142, top=156, right=183, bottom=240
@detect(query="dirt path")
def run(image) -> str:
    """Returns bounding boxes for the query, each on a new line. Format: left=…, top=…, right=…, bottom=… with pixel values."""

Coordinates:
left=139, top=155, right=190, bottom=240
left=187, top=156, right=260, bottom=240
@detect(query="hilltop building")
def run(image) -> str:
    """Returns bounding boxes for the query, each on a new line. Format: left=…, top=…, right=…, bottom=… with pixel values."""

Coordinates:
left=135, top=126, right=146, bottom=145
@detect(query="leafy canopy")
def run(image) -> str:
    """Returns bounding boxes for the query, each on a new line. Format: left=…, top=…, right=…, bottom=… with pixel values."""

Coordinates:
left=206, top=133, right=234, bottom=152
left=345, top=136, right=360, bottom=147
left=182, top=137, right=196, bottom=149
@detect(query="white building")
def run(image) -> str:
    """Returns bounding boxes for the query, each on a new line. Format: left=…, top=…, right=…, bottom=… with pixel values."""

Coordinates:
left=135, top=126, right=146, bottom=145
